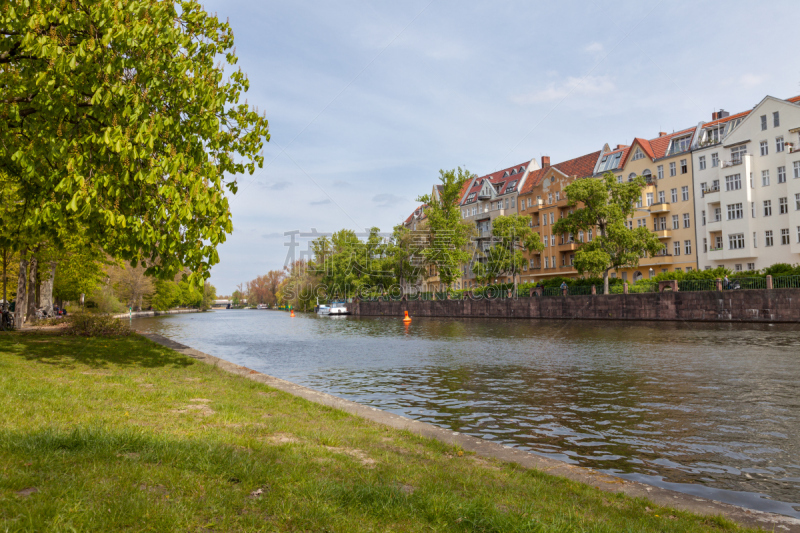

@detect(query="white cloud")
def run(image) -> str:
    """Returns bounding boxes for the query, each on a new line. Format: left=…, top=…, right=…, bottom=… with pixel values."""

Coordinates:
left=310, top=198, right=332, bottom=206
left=512, top=75, right=616, bottom=104
left=373, top=193, right=406, bottom=208
left=584, top=42, right=604, bottom=54
left=740, top=73, right=765, bottom=88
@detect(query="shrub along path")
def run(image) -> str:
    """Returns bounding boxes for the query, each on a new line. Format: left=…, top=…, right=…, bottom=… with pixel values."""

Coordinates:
left=0, top=332, right=769, bottom=532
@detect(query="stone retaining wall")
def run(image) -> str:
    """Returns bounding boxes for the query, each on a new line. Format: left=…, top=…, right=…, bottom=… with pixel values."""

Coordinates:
left=353, top=289, right=800, bottom=323
left=112, top=308, right=203, bottom=319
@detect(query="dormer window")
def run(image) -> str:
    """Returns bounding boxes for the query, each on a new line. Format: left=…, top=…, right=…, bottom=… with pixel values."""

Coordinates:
left=631, top=149, right=645, bottom=161
left=506, top=180, right=518, bottom=192
left=503, top=171, right=509, bottom=177
left=519, top=166, right=526, bottom=173
left=466, top=193, right=476, bottom=203
left=669, top=135, right=692, bottom=155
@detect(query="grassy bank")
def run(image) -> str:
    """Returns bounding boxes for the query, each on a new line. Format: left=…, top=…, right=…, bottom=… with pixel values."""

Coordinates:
left=0, top=333, right=759, bottom=532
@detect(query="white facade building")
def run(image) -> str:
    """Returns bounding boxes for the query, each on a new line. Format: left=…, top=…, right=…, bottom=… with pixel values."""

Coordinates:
left=692, top=95, right=800, bottom=271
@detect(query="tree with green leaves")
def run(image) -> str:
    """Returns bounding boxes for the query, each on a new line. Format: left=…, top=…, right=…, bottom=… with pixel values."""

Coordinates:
left=386, top=224, right=424, bottom=294
left=416, top=168, right=474, bottom=291
left=1, top=0, right=269, bottom=284
left=472, top=214, right=543, bottom=293
left=553, top=172, right=664, bottom=294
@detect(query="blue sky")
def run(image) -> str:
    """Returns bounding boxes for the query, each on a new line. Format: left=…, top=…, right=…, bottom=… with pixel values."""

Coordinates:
left=205, top=0, right=800, bottom=294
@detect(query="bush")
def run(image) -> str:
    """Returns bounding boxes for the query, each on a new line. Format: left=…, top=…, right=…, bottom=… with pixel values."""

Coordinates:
left=65, top=314, right=133, bottom=337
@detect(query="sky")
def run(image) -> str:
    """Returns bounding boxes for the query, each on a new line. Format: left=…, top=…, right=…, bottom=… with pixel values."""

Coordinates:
left=203, top=0, right=800, bottom=295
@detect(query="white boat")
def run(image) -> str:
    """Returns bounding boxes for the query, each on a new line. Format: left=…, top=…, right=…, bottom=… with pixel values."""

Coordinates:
left=317, top=305, right=331, bottom=315
left=328, top=302, right=349, bottom=315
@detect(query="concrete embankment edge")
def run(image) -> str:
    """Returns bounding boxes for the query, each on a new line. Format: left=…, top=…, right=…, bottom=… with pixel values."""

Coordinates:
left=141, top=332, right=799, bottom=532
left=113, top=309, right=203, bottom=319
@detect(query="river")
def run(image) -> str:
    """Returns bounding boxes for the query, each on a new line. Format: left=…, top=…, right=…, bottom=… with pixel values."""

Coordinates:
left=131, top=310, right=800, bottom=518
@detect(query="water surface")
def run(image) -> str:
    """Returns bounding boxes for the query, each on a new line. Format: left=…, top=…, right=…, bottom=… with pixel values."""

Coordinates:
left=132, top=310, right=800, bottom=517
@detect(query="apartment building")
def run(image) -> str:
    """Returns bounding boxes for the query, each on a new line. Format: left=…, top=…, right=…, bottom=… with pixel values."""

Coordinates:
left=517, top=153, right=601, bottom=283
left=693, top=95, right=800, bottom=272
left=459, top=159, right=539, bottom=288
left=605, top=127, right=701, bottom=281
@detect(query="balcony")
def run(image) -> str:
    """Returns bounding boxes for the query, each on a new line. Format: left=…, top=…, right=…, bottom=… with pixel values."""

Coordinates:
left=649, top=202, right=670, bottom=214
left=559, top=242, right=579, bottom=251
left=722, top=159, right=744, bottom=169
left=652, top=229, right=672, bottom=240
left=708, top=246, right=723, bottom=254
left=560, top=264, right=575, bottom=270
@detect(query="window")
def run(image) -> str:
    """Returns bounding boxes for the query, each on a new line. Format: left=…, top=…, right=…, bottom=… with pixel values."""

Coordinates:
left=760, top=141, right=769, bottom=156
left=751, top=202, right=756, bottom=218
left=631, top=149, right=645, bottom=161
left=765, top=230, right=774, bottom=247
left=683, top=213, right=691, bottom=228
left=735, top=264, right=743, bottom=272
left=588, top=229, right=593, bottom=242
left=543, top=215, right=547, bottom=226
left=669, top=162, right=676, bottom=176
left=725, top=174, right=741, bottom=191
left=729, top=233, right=745, bottom=249
left=511, top=197, right=515, bottom=208
left=672, top=215, right=679, bottom=229
left=702, top=210, right=706, bottom=225
left=646, top=193, right=653, bottom=206
left=781, top=229, right=790, bottom=245
left=550, top=213, right=554, bottom=224
left=671, top=188, right=678, bottom=202
left=578, top=231, right=584, bottom=242
left=795, top=161, right=800, bottom=179
left=798, top=226, right=800, bottom=244
left=657, top=165, right=664, bottom=179
left=543, top=237, right=548, bottom=248
left=777, top=137, right=785, bottom=153
left=703, top=238, right=708, bottom=253
left=750, top=173, right=754, bottom=189
left=681, top=159, right=688, bottom=174
left=550, top=235, right=555, bottom=246
left=685, top=240, right=692, bottom=255
left=715, top=235, right=723, bottom=249
left=682, top=186, right=689, bottom=201
left=711, top=153, right=719, bottom=167
left=796, top=193, right=800, bottom=211
left=617, top=175, right=622, bottom=183
left=671, top=136, right=692, bottom=154
left=687, top=267, right=693, bottom=272
left=658, top=191, right=665, bottom=203
left=714, top=207, right=721, bottom=221
left=731, top=145, right=747, bottom=163
left=762, top=170, right=770, bottom=186
left=627, top=172, right=636, bottom=183
left=779, top=197, right=788, bottom=214
left=548, top=193, right=553, bottom=204
left=774, top=111, right=780, bottom=127
left=778, top=166, right=786, bottom=183
left=748, top=263, right=755, bottom=271
left=544, top=256, right=549, bottom=269
left=555, top=191, right=560, bottom=201
left=727, top=203, right=743, bottom=220
left=764, top=200, right=772, bottom=217
left=761, top=115, right=767, bottom=130
left=699, top=156, right=706, bottom=170
left=673, top=241, right=681, bottom=256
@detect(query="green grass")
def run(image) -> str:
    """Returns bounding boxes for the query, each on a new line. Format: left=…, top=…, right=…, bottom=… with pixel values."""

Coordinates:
left=0, top=333, right=760, bottom=532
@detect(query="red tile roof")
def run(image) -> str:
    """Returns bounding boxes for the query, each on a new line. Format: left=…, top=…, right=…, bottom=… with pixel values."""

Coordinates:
left=460, top=162, right=530, bottom=205
left=701, top=109, right=751, bottom=129
left=519, top=151, right=601, bottom=195
left=787, top=95, right=800, bottom=104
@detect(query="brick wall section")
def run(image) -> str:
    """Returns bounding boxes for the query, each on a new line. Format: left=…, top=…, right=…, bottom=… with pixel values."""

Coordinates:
left=353, top=289, right=800, bottom=323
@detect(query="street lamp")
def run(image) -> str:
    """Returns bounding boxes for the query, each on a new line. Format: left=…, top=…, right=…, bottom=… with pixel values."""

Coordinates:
left=649, top=268, right=654, bottom=279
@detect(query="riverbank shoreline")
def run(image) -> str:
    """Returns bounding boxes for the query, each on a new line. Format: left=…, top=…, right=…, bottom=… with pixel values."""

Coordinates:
left=141, top=332, right=800, bottom=532
left=112, top=308, right=205, bottom=320
left=353, top=288, right=800, bottom=323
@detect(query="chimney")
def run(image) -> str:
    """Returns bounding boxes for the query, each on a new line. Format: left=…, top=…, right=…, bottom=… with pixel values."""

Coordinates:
left=616, top=144, right=628, bottom=150
left=659, top=132, right=667, bottom=137
left=541, top=156, right=550, bottom=168
left=712, top=109, right=729, bottom=121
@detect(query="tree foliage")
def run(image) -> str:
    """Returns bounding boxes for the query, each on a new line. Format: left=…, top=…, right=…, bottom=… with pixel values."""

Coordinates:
left=553, top=173, right=663, bottom=294
left=1, top=0, right=269, bottom=279
left=472, top=214, right=543, bottom=291
left=309, top=228, right=391, bottom=298
left=416, top=168, right=474, bottom=289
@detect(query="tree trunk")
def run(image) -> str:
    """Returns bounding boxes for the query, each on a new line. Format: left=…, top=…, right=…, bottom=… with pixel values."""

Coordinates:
left=26, top=258, right=38, bottom=323
left=603, top=269, right=610, bottom=295
left=2, top=249, right=7, bottom=308
left=39, top=261, right=57, bottom=316
left=15, top=259, right=27, bottom=327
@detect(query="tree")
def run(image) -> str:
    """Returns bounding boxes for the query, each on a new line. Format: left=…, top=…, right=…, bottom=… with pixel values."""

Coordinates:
left=1, top=0, right=270, bottom=281
left=476, top=214, right=544, bottom=293
left=416, top=168, right=474, bottom=291
left=386, top=224, right=424, bottom=293
left=553, top=172, right=664, bottom=294
left=108, top=263, right=155, bottom=310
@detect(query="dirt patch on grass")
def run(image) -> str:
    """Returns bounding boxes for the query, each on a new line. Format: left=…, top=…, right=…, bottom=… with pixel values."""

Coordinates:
left=189, top=398, right=212, bottom=403
left=171, top=404, right=216, bottom=415
left=15, top=488, right=38, bottom=497
left=264, top=433, right=302, bottom=444
left=325, top=446, right=376, bottom=467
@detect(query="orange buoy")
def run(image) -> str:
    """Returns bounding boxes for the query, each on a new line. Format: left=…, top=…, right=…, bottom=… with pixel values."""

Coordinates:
left=402, top=310, right=411, bottom=323
left=290, top=310, right=295, bottom=317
